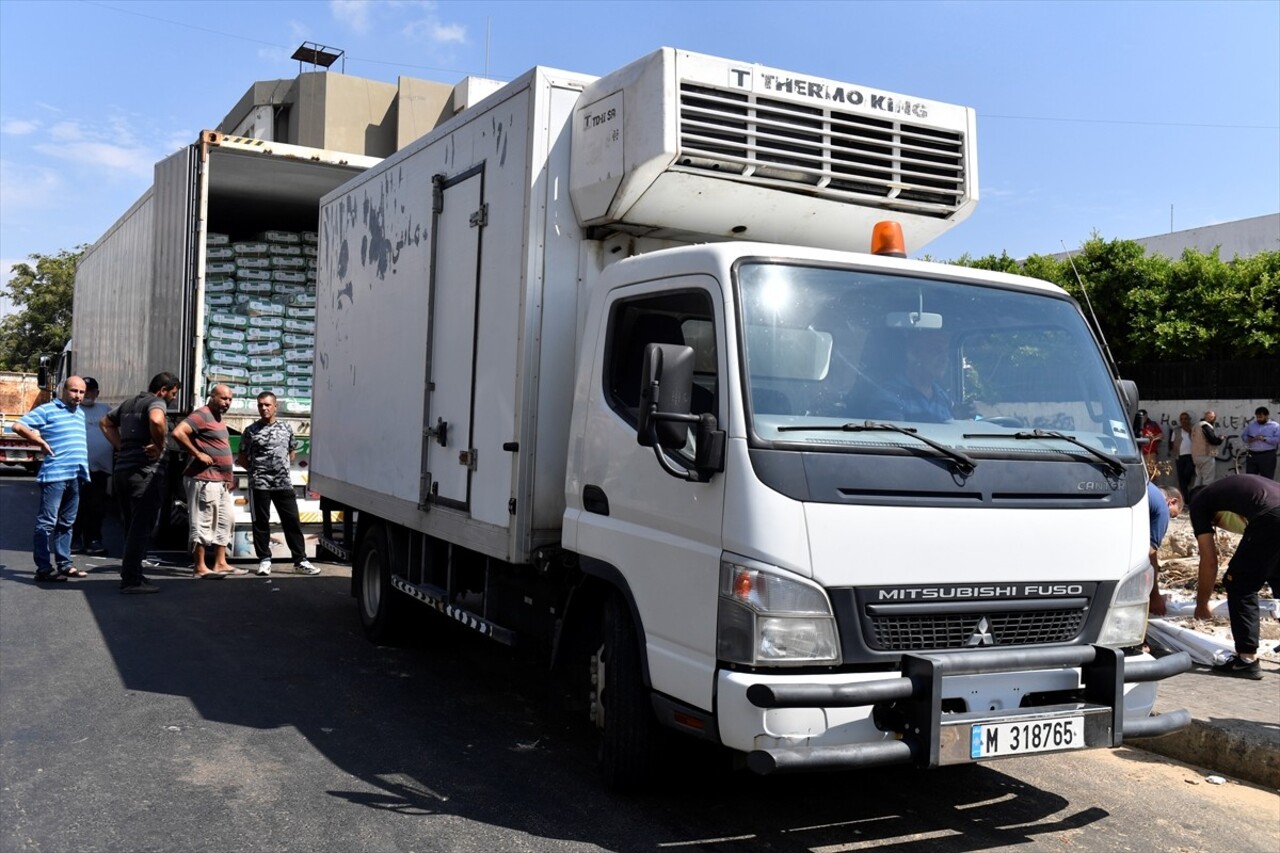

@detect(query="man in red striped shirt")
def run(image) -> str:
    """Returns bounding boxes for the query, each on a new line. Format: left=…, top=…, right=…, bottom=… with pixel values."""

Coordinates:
left=172, top=385, right=243, bottom=576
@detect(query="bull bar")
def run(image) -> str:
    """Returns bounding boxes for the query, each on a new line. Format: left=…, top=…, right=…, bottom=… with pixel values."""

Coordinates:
left=745, top=645, right=1192, bottom=774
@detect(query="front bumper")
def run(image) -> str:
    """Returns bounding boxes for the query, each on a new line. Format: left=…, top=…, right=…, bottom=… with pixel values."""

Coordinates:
left=718, top=645, right=1192, bottom=774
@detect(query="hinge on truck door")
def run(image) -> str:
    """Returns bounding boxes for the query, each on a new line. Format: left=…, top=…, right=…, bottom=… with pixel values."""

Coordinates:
left=432, top=175, right=445, bottom=214
left=458, top=449, right=478, bottom=471
left=469, top=203, right=488, bottom=228
left=419, top=473, right=435, bottom=510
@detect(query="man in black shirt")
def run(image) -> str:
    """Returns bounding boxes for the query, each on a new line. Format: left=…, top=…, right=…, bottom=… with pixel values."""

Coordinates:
left=1189, top=474, right=1280, bottom=679
left=101, top=371, right=181, bottom=594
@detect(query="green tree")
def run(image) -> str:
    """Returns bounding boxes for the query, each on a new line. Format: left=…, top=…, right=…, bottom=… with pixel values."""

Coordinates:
left=0, top=247, right=83, bottom=371
left=948, top=236, right=1280, bottom=365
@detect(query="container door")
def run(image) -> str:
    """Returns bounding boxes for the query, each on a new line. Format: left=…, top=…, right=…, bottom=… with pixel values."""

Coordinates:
left=151, top=144, right=200, bottom=409
left=421, top=167, right=484, bottom=510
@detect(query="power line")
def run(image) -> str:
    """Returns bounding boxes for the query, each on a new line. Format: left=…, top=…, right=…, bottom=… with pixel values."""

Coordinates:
left=81, top=0, right=496, bottom=79
left=81, top=1, right=1279, bottom=130
left=982, top=113, right=1278, bottom=131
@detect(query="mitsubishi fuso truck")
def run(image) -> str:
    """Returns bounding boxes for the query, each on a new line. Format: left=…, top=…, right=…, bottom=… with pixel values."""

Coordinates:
left=309, top=47, right=1191, bottom=790
left=65, top=132, right=380, bottom=536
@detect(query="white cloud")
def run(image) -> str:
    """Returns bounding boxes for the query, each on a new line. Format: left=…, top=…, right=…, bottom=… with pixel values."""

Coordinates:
left=404, top=19, right=466, bottom=44
left=49, top=121, right=84, bottom=142
left=1, top=119, right=40, bottom=135
left=0, top=160, right=63, bottom=212
left=257, top=45, right=293, bottom=65
left=33, top=140, right=154, bottom=176
left=330, top=0, right=373, bottom=35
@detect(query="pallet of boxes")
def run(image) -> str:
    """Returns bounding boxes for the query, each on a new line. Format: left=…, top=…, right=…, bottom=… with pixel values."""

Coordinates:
left=202, top=230, right=316, bottom=416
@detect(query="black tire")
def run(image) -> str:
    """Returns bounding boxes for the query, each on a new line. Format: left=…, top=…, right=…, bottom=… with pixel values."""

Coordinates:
left=596, top=594, right=658, bottom=792
left=355, top=523, right=401, bottom=645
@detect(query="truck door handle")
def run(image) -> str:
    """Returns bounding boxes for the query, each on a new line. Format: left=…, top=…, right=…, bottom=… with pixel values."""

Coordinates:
left=583, top=485, right=609, bottom=516
left=425, top=417, right=448, bottom=447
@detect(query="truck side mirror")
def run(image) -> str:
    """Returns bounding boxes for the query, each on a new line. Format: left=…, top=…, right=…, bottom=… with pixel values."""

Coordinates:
left=1116, top=379, right=1139, bottom=430
left=637, top=343, right=696, bottom=449
left=37, top=357, right=50, bottom=393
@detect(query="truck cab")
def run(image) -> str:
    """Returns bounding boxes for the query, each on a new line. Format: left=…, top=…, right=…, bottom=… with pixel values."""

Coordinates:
left=564, top=239, right=1183, bottom=776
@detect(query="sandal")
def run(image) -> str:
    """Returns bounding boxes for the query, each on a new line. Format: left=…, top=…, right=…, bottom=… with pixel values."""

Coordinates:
left=34, top=571, right=68, bottom=583
left=60, top=567, right=89, bottom=578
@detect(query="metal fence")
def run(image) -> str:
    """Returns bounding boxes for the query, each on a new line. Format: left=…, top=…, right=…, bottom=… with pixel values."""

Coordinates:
left=1118, top=360, right=1280, bottom=401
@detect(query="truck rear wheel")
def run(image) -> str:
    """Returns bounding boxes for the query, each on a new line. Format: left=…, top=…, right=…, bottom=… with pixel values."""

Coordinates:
left=595, top=594, right=658, bottom=791
left=355, top=523, right=401, bottom=644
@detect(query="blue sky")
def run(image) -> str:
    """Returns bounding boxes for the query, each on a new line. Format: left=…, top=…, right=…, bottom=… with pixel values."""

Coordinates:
left=1, top=0, right=1277, bottom=287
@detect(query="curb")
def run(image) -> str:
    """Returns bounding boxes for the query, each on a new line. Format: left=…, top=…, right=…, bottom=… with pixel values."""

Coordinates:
left=1131, top=718, right=1280, bottom=789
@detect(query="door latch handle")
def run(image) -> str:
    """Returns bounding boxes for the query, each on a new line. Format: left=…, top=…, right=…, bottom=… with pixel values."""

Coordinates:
left=425, top=417, right=448, bottom=447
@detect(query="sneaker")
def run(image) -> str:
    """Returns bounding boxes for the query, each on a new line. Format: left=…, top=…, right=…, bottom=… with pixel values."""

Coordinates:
left=296, top=560, right=320, bottom=576
left=1211, top=655, right=1263, bottom=680
left=121, top=581, right=161, bottom=595
left=86, top=541, right=108, bottom=556
left=256, top=559, right=272, bottom=577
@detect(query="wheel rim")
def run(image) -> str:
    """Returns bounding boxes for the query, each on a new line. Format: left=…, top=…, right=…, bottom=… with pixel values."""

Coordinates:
left=361, top=546, right=382, bottom=622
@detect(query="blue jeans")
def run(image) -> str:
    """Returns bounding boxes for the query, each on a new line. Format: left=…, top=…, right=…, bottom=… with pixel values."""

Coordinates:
left=34, top=478, right=80, bottom=574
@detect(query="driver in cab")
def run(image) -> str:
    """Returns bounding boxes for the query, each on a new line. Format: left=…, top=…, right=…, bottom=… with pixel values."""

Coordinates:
left=873, top=330, right=957, bottom=423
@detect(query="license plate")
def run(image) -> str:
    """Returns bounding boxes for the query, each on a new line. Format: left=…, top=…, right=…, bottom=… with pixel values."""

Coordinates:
left=5, top=450, right=31, bottom=461
left=971, top=716, right=1084, bottom=759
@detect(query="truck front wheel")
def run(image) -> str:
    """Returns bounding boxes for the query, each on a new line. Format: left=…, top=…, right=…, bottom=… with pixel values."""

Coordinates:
left=594, top=594, right=658, bottom=791
left=355, top=523, right=401, bottom=644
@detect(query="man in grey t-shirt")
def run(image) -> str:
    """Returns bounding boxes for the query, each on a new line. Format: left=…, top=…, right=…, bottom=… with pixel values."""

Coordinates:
left=101, top=371, right=181, bottom=593
left=237, top=392, right=318, bottom=576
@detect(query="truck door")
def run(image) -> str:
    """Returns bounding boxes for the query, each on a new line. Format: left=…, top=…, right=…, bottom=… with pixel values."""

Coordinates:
left=421, top=168, right=484, bottom=510
left=576, top=281, right=726, bottom=711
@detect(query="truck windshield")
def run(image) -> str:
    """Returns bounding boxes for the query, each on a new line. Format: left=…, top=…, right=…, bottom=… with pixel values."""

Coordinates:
left=736, top=262, right=1138, bottom=459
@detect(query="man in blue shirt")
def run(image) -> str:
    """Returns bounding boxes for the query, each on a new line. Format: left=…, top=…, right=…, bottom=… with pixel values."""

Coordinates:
left=1240, top=406, right=1279, bottom=481
left=13, top=376, right=90, bottom=582
left=1146, top=481, right=1183, bottom=616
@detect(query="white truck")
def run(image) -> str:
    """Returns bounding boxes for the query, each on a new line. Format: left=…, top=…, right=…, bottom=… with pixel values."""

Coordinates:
left=66, top=132, right=380, bottom=537
left=311, top=48, right=1190, bottom=788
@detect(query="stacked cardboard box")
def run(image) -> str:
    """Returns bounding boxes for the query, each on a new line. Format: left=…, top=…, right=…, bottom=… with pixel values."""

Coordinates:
left=203, top=230, right=317, bottom=414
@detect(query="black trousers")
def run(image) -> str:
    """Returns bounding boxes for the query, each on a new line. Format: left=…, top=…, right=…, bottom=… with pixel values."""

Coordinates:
left=1223, top=509, right=1280, bottom=655
left=1175, top=454, right=1195, bottom=499
left=1245, top=450, right=1277, bottom=481
left=250, top=488, right=306, bottom=563
left=113, top=461, right=167, bottom=586
left=73, top=471, right=111, bottom=544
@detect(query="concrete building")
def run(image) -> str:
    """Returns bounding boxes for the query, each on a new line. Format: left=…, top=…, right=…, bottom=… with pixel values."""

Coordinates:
left=1127, top=212, right=1279, bottom=260
left=1052, top=213, right=1279, bottom=262
left=216, top=70, right=506, bottom=157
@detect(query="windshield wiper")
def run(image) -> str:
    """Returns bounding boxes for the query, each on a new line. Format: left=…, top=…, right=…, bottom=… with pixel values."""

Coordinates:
left=963, top=428, right=1125, bottom=477
left=780, top=420, right=977, bottom=475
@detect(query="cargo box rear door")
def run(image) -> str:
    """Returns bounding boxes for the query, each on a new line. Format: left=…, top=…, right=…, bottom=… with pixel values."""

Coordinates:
left=421, top=167, right=484, bottom=510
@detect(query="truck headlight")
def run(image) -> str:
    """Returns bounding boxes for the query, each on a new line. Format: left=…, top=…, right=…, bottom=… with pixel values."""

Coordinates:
left=716, top=555, right=840, bottom=666
left=1097, top=562, right=1153, bottom=648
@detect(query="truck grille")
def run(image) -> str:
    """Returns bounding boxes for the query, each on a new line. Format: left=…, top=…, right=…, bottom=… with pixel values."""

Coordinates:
left=677, top=83, right=967, bottom=217
left=867, top=608, right=1087, bottom=651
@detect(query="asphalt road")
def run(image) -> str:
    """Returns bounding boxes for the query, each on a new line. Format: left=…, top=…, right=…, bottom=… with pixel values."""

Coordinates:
left=2, top=470, right=1277, bottom=853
